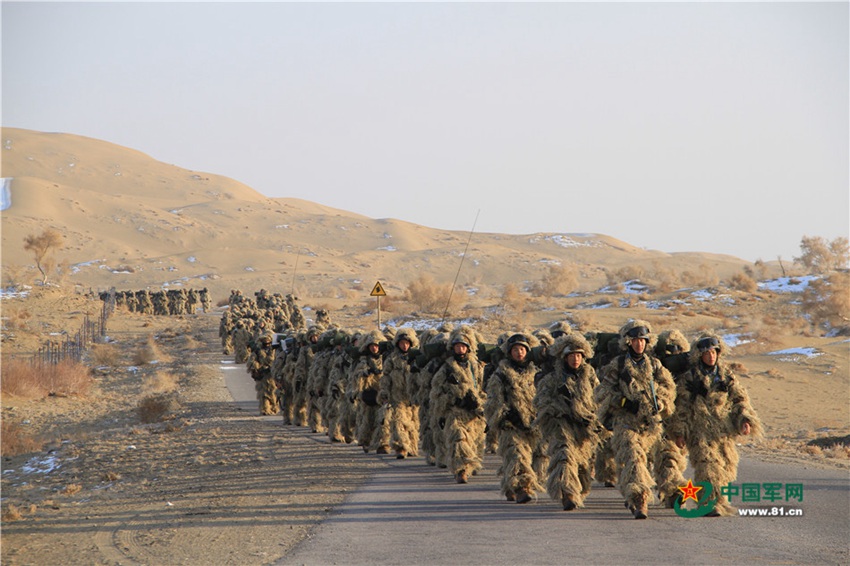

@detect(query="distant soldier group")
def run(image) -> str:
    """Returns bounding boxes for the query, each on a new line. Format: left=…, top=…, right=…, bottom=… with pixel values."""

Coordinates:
left=101, top=287, right=212, bottom=315
left=224, top=292, right=762, bottom=519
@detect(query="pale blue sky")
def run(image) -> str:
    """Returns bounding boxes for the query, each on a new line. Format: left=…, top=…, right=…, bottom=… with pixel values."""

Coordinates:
left=3, top=2, right=848, bottom=262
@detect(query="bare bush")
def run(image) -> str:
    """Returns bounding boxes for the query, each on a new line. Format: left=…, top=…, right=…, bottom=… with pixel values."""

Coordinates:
left=133, top=334, right=166, bottom=365
left=404, top=274, right=452, bottom=313
left=501, top=283, right=528, bottom=314
left=531, top=264, right=579, bottom=297
left=801, top=272, right=850, bottom=333
left=1, top=358, right=44, bottom=398
left=1, top=419, right=43, bottom=457
left=144, top=371, right=180, bottom=395
left=23, top=228, right=63, bottom=284
left=795, top=235, right=849, bottom=274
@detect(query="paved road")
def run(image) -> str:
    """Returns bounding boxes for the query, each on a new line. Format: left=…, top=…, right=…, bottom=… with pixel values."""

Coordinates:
left=221, top=360, right=849, bottom=565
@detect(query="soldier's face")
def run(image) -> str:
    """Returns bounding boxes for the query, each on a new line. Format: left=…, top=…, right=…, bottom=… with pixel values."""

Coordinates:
left=453, top=343, right=469, bottom=356
left=398, top=339, right=411, bottom=353
left=565, top=352, right=583, bottom=369
left=368, top=343, right=380, bottom=355
left=629, top=337, right=647, bottom=355
left=701, top=348, right=718, bottom=367
left=510, top=344, right=528, bottom=362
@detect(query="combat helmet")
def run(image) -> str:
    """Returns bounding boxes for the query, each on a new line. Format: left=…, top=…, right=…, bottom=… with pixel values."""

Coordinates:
left=618, top=319, right=657, bottom=352
left=688, top=332, right=728, bottom=364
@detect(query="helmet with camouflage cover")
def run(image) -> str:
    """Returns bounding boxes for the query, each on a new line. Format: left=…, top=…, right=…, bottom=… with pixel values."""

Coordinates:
left=548, top=321, right=573, bottom=340
left=393, top=327, right=420, bottom=350
left=550, top=333, right=594, bottom=361
left=532, top=328, right=555, bottom=347
left=500, top=331, right=540, bottom=356
left=358, top=329, right=385, bottom=353
left=688, top=332, right=728, bottom=363
left=655, top=329, right=690, bottom=358
left=447, top=324, right=479, bottom=355
left=618, top=319, right=657, bottom=352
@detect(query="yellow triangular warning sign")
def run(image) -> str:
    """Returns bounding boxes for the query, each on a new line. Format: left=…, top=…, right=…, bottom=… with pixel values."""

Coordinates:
left=370, top=281, right=387, bottom=297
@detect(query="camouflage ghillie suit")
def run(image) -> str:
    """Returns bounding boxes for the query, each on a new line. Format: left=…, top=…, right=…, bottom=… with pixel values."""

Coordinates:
left=199, top=287, right=212, bottom=312
left=351, top=330, right=385, bottom=452
left=248, top=334, right=279, bottom=415
left=668, top=333, right=762, bottom=516
left=219, top=310, right=235, bottom=354
left=534, top=334, right=600, bottom=510
left=411, top=328, right=448, bottom=466
left=484, top=332, right=543, bottom=503
left=306, top=329, right=336, bottom=434
left=286, top=294, right=306, bottom=330
left=232, top=320, right=253, bottom=365
left=278, top=343, right=300, bottom=425
left=292, top=329, right=320, bottom=426
left=187, top=289, right=199, bottom=314
left=152, top=291, right=169, bottom=316
left=314, top=308, right=332, bottom=330
left=377, top=328, right=421, bottom=458
left=652, top=329, right=691, bottom=507
left=430, top=325, right=486, bottom=484
left=325, top=332, right=355, bottom=443
left=595, top=319, right=676, bottom=519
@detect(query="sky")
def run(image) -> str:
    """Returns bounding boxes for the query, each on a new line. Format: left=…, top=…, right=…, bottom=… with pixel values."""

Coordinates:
left=2, top=1, right=848, bottom=262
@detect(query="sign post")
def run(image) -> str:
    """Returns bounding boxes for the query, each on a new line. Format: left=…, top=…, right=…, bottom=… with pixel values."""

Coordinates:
left=370, top=281, right=387, bottom=327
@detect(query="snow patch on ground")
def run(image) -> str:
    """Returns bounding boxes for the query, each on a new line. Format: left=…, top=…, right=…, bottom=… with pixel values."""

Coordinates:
left=377, top=246, right=397, bottom=252
left=768, top=347, right=822, bottom=359
left=529, top=234, right=602, bottom=248
left=759, top=276, right=819, bottom=293
left=723, top=333, right=754, bottom=348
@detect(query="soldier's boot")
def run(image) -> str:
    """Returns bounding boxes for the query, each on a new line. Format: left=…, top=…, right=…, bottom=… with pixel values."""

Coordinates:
left=562, top=494, right=577, bottom=511
left=505, top=490, right=515, bottom=502
left=376, top=446, right=390, bottom=454
left=455, top=470, right=469, bottom=484
left=604, top=481, right=616, bottom=488
left=395, top=450, right=407, bottom=460
left=632, top=492, right=649, bottom=520
left=515, top=490, right=533, bottom=504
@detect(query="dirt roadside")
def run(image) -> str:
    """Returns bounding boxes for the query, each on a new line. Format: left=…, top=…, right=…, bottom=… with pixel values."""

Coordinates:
left=1, top=308, right=380, bottom=566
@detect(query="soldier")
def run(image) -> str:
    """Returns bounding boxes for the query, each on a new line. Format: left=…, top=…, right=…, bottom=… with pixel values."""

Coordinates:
left=409, top=327, right=447, bottom=467
left=187, top=288, right=199, bottom=314
left=292, top=328, right=320, bottom=426
left=652, top=328, right=692, bottom=508
left=199, top=287, right=212, bottom=312
left=669, top=333, right=762, bottom=516
left=136, top=289, right=153, bottom=315
left=350, top=329, right=385, bottom=453
left=325, top=330, right=354, bottom=443
left=485, top=332, right=542, bottom=503
left=306, top=328, right=337, bottom=434
left=248, top=333, right=279, bottom=415
left=377, top=327, right=421, bottom=459
left=595, top=319, right=676, bottom=519
left=232, top=319, right=253, bottom=365
left=534, top=333, right=601, bottom=511
left=430, top=325, right=486, bottom=484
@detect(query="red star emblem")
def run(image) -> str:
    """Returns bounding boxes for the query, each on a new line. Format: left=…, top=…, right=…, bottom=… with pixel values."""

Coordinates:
left=678, top=479, right=703, bottom=503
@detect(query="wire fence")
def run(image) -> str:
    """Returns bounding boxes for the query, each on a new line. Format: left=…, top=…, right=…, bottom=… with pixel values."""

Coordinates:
left=30, top=290, right=114, bottom=368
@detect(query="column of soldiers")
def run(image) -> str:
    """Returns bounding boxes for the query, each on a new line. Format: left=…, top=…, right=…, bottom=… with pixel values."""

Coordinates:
left=102, top=288, right=212, bottom=315
left=226, top=303, right=761, bottom=520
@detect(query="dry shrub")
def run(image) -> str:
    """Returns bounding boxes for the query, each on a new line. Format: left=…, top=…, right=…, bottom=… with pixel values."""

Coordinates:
left=606, top=265, right=645, bottom=286
left=3, top=307, right=32, bottom=331
left=501, top=283, right=528, bottom=314
left=90, top=343, right=120, bottom=367
left=63, top=484, right=82, bottom=496
left=404, top=274, right=452, bottom=314
left=0, top=358, right=90, bottom=398
left=728, top=361, right=748, bottom=374
left=728, top=272, right=758, bottom=293
left=181, top=334, right=201, bottom=350
left=801, top=272, right=850, bottom=333
left=138, top=392, right=181, bottom=423
left=133, top=334, right=167, bottom=365
left=794, top=235, right=849, bottom=274
left=1, top=419, right=42, bottom=456
left=145, top=371, right=179, bottom=394
left=765, top=368, right=783, bottom=379
left=569, top=312, right=596, bottom=332
left=823, top=445, right=850, bottom=459
left=681, top=264, right=719, bottom=288
left=2, top=505, right=24, bottom=522
left=531, top=264, right=579, bottom=297
left=101, top=471, right=122, bottom=482
left=801, top=444, right=822, bottom=456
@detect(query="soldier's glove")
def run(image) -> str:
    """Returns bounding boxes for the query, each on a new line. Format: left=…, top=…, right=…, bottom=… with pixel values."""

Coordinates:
left=556, top=383, right=572, bottom=400
left=685, top=380, right=708, bottom=398
left=446, top=372, right=459, bottom=386
left=620, top=397, right=640, bottom=414
left=361, top=388, right=379, bottom=407
left=457, top=391, right=480, bottom=412
left=438, top=417, right=446, bottom=430
left=714, top=379, right=730, bottom=393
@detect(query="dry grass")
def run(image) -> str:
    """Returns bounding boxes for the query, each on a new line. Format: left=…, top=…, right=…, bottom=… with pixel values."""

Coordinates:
left=144, top=371, right=180, bottom=394
left=2, top=307, right=32, bottom=331
left=0, top=419, right=43, bottom=457
left=0, top=358, right=91, bottom=398
left=63, top=484, right=83, bottom=496
left=728, top=272, right=758, bottom=292
left=132, top=334, right=168, bottom=365
left=2, top=504, right=25, bottom=522
left=90, top=343, right=120, bottom=366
